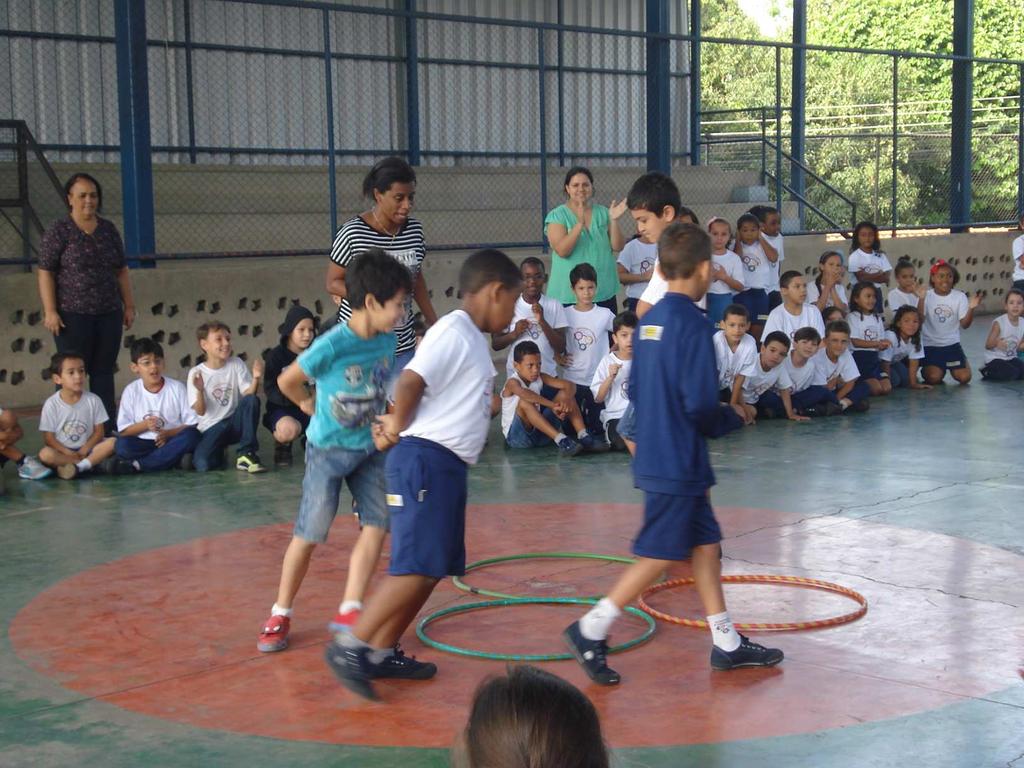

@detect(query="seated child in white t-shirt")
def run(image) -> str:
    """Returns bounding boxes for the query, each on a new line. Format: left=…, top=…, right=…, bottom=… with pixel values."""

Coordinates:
left=880, top=305, right=930, bottom=390
left=980, top=288, right=1024, bottom=381
left=806, top=250, right=849, bottom=313
left=0, top=406, right=51, bottom=480
left=590, top=310, right=637, bottom=451
left=713, top=304, right=758, bottom=411
left=785, top=327, right=842, bottom=417
left=812, top=321, right=871, bottom=412
left=887, top=257, right=921, bottom=313
left=37, top=352, right=115, bottom=479
left=616, top=235, right=655, bottom=314
left=847, top=282, right=892, bottom=397
left=738, top=332, right=808, bottom=423
left=502, top=342, right=605, bottom=456
left=919, top=260, right=981, bottom=386
left=492, top=257, right=568, bottom=377
left=114, top=337, right=200, bottom=474
left=761, top=270, right=825, bottom=342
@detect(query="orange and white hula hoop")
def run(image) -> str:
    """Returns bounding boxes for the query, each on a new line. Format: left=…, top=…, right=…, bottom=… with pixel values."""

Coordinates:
left=638, top=574, right=868, bottom=632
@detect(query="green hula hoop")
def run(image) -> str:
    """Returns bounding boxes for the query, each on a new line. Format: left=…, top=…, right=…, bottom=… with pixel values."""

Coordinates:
left=452, top=552, right=638, bottom=601
left=416, top=597, right=656, bottom=662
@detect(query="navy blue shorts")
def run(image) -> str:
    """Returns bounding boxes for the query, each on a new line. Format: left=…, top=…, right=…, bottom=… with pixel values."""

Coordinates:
left=263, top=404, right=310, bottom=433
left=385, top=436, right=468, bottom=578
left=922, top=343, right=968, bottom=372
left=632, top=492, right=722, bottom=561
left=852, top=349, right=882, bottom=380
left=734, top=288, right=770, bottom=324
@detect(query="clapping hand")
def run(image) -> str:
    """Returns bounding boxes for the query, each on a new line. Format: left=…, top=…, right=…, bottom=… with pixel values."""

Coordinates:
left=531, top=302, right=545, bottom=324
left=252, top=357, right=264, bottom=380
left=192, top=371, right=204, bottom=390
left=969, top=291, right=984, bottom=309
left=608, top=198, right=628, bottom=221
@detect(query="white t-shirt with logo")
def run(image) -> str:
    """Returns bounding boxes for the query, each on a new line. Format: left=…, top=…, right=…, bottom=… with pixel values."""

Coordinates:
left=638, top=260, right=707, bottom=311
left=846, top=311, right=887, bottom=344
left=500, top=371, right=542, bottom=438
left=617, top=238, right=656, bottom=300
left=734, top=240, right=772, bottom=291
left=741, top=360, right=793, bottom=404
left=811, top=348, right=861, bottom=386
left=39, top=391, right=107, bottom=450
left=713, top=331, right=759, bottom=391
left=709, top=250, right=745, bottom=295
left=887, top=287, right=918, bottom=313
left=505, top=294, right=568, bottom=377
left=783, top=355, right=818, bottom=393
left=117, top=377, right=198, bottom=440
left=849, top=248, right=893, bottom=305
left=762, top=232, right=785, bottom=292
left=1012, top=234, right=1024, bottom=282
left=762, top=303, right=825, bottom=341
left=879, top=330, right=924, bottom=364
left=403, top=309, right=496, bottom=464
left=561, top=305, right=614, bottom=385
left=983, top=314, right=1024, bottom=363
left=921, top=289, right=969, bottom=347
left=187, top=357, right=253, bottom=433
left=590, top=352, right=631, bottom=424
left=806, top=281, right=848, bottom=309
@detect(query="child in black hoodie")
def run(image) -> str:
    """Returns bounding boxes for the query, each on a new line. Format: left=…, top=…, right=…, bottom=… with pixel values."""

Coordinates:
left=263, top=305, right=317, bottom=465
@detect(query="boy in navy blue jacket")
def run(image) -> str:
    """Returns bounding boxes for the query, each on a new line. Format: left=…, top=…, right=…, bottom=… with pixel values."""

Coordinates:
left=564, top=222, right=784, bottom=684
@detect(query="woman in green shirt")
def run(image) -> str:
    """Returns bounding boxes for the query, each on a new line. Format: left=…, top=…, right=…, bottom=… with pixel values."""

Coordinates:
left=544, top=167, right=628, bottom=311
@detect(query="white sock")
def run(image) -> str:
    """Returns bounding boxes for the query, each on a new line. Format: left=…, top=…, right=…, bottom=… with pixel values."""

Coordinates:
left=335, top=631, right=370, bottom=649
left=271, top=603, right=292, bottom=617
left=76, top=459, right=92, bottom=472
left=577, top=428, right=588, bottom=439
left=131, top=460, right=141, bottom=471
left=707, top=610, right=741, bottom=652
left=339, top=600, right=362, bottom=614
left=368, top=647, right=395, bottom=664
left=579, top=598, right=621, bottom=641
left=555, top=432, right=568, bottom=443
left=839, top=398, right=852, bottom=411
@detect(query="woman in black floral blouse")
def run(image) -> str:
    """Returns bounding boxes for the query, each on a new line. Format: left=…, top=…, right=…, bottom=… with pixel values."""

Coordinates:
left=38, top=173, right=136, bottom=429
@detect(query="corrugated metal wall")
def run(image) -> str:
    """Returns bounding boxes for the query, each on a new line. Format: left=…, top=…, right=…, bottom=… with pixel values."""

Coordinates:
left=0, top=0, right=690, bottom=166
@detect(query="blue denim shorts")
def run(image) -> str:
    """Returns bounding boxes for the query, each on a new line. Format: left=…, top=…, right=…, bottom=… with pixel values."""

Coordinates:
left=505, top=409, right=560, bottom=448
left=294, top=442, right=387, bottom=543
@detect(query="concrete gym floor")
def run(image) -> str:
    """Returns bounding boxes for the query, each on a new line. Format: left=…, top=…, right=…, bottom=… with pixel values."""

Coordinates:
left=1, top=319, right=1022, bottom=768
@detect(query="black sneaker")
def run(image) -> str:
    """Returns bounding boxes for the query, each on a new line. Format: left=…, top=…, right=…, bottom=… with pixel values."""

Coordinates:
left=273, top=441, right=293, bottom=467
left=562, top=621, right=620, bottom=685
left=823, top=401, right=844, bottom=416
left=105, top=458, right=138, bottom=475
left=710, top=634, right=784, bottom=671
left=371, top=644, right=437, bottom=680
left=851, top=400, right=870, bottom=413
left=557, top=436, right=583, bottom=457
left=799, top=405, right=821, bottom=418
left=178, top=452, right=194, bottom=471
left=579, top=432, right=610, bottom=453
left=324, top=641, right=378, bottom=701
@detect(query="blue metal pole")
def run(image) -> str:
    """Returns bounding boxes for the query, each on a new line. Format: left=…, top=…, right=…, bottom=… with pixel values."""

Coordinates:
left=113, top=0, right=156, bottom=265
left=539, top=29, right=550, bottom=251
left=688, top=0, right=701, bottom=166
left=645, top=0, right=670, bottom=172
left=774, top=46, right=783, bottom=209
left=322, top=9, right=338, bottom=237
left=1018, top=64, right=1023, bottom=218
left=183, top=0, right=197, bottom=164
left=950, top=0, right=973, bottom=231
left=404, top=0, right=421, bottom=165
left=892, top=56, right=898, bottom=233
left=556, top=0, right=565, bottom=166
left=791, top=0, right=807, bottom=228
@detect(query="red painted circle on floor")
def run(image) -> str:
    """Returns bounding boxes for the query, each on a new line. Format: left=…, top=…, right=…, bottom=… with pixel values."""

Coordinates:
left=10, top=504, right=1024, bottom=749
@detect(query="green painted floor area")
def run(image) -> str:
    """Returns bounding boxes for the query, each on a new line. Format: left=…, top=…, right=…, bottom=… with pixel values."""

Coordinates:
left=2, top=319, right=1023, bottom=767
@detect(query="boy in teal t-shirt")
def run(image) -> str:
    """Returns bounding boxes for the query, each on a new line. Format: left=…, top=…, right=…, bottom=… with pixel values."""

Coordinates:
left=257, top=249, right=414, bottom=654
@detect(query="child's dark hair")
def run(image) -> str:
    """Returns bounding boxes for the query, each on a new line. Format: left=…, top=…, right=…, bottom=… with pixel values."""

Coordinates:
left=1007, top=288, right=1024, bottom=304
left=63, top=172, right=103, bottom=211
left=929, top=259, right=960, bottom=286
left=851, top=221, right=881, bottom=253
left=779, top=270, right=803, bottom=290
left=822, top=305, right=845, bottom=324
left=890, top=305, right=923, bottom=352
left=461, top=249, right=523, bottom=294
left=894, top=256, right=915, bottom=276
left=563, top=166, right=594, bottom=190
left=825, top=319, right=852, bottom=337
left=362, top=156, right=415, bottom=199
left=519, top=256, right=545, bottom=273
left=736, top=212, right=760, bottom=235
left=793, top=326, right=822, bottom=344
left=849, top=281, right=880, bottom=317
left=657, top=222, right=711, bottom=279
left=625, top=172, right=681, bottom=216
left=569, top=262, right=598, bottom=287
left=460, top=665, right=609, bottom=768
left=613, top=310, right=638, bottom=333
left=815, top=249, right=844, bottom=292
left=345, top=248, right=414, bottom=310
left=676, top=205, right=698, bottom=224
left=762, top=330, right=791, bottom=350
left=748, top=204, right=779, bottom=223
left=196, top=320, right=231, bottom=341
left=512, top=340, right=541, bottom=363
left=130, top=337, right=164, bottom=363
left=50, top=351, right=84, bottom=376
left=723, top=303, right=749, bottom=322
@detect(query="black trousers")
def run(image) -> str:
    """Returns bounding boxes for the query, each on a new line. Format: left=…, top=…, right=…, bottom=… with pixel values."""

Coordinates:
left=54, top=309, right=123, bottom=429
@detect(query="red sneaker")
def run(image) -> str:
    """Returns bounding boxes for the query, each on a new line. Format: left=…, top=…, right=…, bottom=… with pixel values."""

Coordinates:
left=328, top=609, right=361, bottom=634
left=257, top=614, right=290, bottom=652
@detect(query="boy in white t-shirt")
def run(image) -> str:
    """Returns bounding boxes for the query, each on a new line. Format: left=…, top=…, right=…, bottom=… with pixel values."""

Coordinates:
left=37, top=352, right=116, bottom=479
left=812, top=321, right=871, bottom=412
left=326, top=249, right=523, bottom=701
left=491, top=257, right=568, bottom=377
left=187, top=321, right=267, bottom=473
left=591, top=310, right=637, bottom=451
left=750, top=205, right=785, bottom=310
left=114, top=337, right=200, bottom=474
left=738, top=332, right=808, bottom=423
left=561, top=262, right=615, bottom=441
left=0, top=406, right=51, bottom=480
left=786, top=327, right=842, bottom=417
left=616, top=236, right=655, bottom=313
left=713, top=304, right=758, bottom=409
left=761, top=271, right=825, bottom=342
